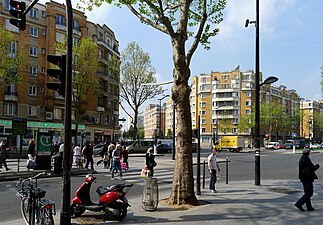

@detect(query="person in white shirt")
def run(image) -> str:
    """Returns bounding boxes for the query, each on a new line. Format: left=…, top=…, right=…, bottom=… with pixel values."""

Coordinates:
left=208, top=148, right=220, bottom=193
left=73, top=144, right=82, bottom=167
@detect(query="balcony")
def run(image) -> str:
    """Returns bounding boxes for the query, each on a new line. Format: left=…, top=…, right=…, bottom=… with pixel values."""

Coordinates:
left=4, top=92, right=18, bottom=101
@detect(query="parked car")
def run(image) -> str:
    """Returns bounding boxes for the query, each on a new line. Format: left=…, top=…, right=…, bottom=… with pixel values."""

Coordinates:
left=156, top=144, right=172, bottom=153
left=93, top=144, right=104, bottom=156
left=126, top=140, right=155, bottom=154
left=265, top=142, right=278, bottom=149
left=284, top=143, right=293, bottom=149
left=274, top=144, right=286, bottom=150
left=310, top=143, right=321, bottom=149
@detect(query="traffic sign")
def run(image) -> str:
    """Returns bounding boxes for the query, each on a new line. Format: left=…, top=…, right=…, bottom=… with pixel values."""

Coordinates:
left=292, top=133, right=297, bottom=138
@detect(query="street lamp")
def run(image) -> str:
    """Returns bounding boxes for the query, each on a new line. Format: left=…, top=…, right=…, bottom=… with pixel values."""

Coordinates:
left=246, top=0, right=279, bottom=185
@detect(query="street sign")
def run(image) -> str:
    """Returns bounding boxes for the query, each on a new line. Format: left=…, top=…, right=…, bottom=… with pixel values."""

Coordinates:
left=292, top=133, right=297, bottom=138
left=12, top=118, right=27, bottom=135
left=119, top=117, right=126, bottom=122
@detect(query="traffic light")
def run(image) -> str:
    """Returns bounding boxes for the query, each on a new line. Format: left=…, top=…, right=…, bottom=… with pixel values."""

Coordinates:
left=9, top=0, right=26, bottom=31
left=46, top=55, right=66, bottom=97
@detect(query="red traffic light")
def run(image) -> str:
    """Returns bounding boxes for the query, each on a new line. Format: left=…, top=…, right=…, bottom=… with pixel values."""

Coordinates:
left=9, top=0, right=26, bottom=30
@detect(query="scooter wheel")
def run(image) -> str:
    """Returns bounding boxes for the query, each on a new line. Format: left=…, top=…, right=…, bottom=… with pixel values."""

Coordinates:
left=109, top=202, right=127, bottom=221
left=70, top=203, right=86, bottom=217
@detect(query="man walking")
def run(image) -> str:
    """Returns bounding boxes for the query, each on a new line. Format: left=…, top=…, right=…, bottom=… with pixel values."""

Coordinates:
left=208, top=148, right=220, bottom=193
left=295, top=148, right=320, bottom=212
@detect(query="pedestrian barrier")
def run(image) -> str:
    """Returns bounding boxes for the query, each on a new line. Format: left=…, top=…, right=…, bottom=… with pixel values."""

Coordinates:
left=202, top=157, right=230, bottom=189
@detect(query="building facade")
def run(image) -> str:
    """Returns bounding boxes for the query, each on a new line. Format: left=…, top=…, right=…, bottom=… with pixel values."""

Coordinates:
left=190, top=69, right=301, bottom=147
left=0, top=0, right=120, bottom=147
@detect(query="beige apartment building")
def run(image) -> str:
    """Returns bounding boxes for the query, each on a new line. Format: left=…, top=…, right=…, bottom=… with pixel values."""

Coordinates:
left=190, top=69, right=301, bottom=147
left=0, top=0, right=120, bottom=145
left=144, top=103, right=167, bottom=139
left=300, top=100, right=323, bottom=142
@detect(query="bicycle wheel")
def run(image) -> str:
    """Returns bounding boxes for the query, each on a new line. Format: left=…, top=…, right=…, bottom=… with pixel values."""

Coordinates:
left=20, top=197, right=31, bottom=224
left=39, top=208, right=54, bottom=225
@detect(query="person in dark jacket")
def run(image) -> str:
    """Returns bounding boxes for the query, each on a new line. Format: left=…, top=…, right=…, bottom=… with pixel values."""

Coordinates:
left=295, top=148, right=320, bottom=212
left=145, top=147, right=156, bottom=177
left=82, top=142, right=94, bottom=170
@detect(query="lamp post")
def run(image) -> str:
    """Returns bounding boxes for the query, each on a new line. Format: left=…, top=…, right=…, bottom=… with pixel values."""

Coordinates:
left=155, top=95, right=169, bottom=155
left=246, top=0, right=278, bottom=185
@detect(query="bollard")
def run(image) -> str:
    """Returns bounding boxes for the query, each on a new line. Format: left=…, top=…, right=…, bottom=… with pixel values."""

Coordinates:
left=226, top=157, right=229, bottom=184
left=202, top=160, right=206, bottom=189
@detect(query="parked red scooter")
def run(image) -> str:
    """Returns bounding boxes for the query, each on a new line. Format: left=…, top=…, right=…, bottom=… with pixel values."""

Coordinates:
left=70, top=174, right=133, bottom=221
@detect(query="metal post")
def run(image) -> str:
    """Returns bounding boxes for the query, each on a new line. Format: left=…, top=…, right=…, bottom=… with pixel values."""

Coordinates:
left=196, top=115, right=201, bottom=195
left=202, top=160, right=206, bottom=189
left=60, top=0, right=73, bottom=224
left=172, top=104, right=175, bottom=160
left=255, top=0, right=261, bottom=186
left=226, top=157, right=229, bottom=184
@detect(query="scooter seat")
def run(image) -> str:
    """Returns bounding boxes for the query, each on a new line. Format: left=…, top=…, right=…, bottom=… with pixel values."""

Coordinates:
left=96, top=184, right=122, bottom=196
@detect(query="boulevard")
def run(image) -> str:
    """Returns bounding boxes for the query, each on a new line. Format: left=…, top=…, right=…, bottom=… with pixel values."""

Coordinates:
left=0, top=149, right=322, bottom=224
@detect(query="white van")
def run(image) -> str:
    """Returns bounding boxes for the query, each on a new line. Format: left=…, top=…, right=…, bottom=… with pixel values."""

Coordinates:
left=126, top=140, right=155, bottom=154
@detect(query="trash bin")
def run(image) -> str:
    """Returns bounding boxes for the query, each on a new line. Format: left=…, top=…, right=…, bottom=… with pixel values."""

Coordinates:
left=52, top=152, right=63, bottom=175
left=142, top=177, right=158, bottom=211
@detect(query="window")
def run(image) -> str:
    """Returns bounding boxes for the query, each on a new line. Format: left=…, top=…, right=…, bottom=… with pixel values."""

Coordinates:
left=4, top=103, right=17, bottom=115
left=73, top=37, right=80, bottom=47
left=200, top=93, right=206, bottom=99
left=56, top=14, right=65, bottom=25
left=73, top=20, right=79, bottom=30
left=246, top=91, right=251, bottom=97
left=202, top=128, right=206, bottom=133
left=30, top=27, right=38, bottom=37
left=232, top=128, right=237, bottom=133
left=28, top=105, right=36, bottom=116
left=201, top=102, right=206, bottom=107
left=41, top=48, right=45, bottom=54
left=5, top=85, right=17, bottom=95
left=56, top=32, right=65, bottom=43
left=41, top=10, right=46, bottom=18
left=41, top=29, right=46, bottom=36
left=29, top=66, right=37, bottom=75
left=8, top=41, right=17, bottom=58
left=29, top=46, right=37, bottom=57
left=4, top=0, right=10, bottom=10
left=54, top=108, right=63, bottom=119
left=201, top=119, right=206, bottom=124
left=202, top=77, right=207, bottom=83
left=29, top=8, right=38, bottom=18
left=246, top=100, right=251, bottom=106
left=246, top=109, right=251, bottom=115
left=200, top=110, right=206, bottom=116
left=28, top=86, right=37, bottom=96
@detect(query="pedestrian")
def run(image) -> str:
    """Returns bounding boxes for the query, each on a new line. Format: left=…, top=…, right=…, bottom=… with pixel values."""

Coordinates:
left=82, top=142, right=94, bottom=170
left=208, top=147, right=220, bottom=193
left=53, top=142, right=59, bottom=155
left=27, top=139, right=36, bottom=170
left=107, top=141, right=115, bottom=173
left=295, top=148, right=320, bottom=212
left=73, top=144, right=82, bottom=167
left=122, top=146, right=129, bottom=170
left=111, top=143, right=123, bottom=180
left=97, top=142, right=108, bottom=168
left=0, top=139, right=11, bottom=171
left=146, top=147, right=157, bottom=177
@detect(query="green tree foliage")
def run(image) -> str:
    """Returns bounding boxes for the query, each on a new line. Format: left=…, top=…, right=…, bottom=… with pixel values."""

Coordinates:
left=0, top=28, right=24, bottom=89
left=79, top=0, right=226, bottom=206
left=119, top=42, right=163, bottom=139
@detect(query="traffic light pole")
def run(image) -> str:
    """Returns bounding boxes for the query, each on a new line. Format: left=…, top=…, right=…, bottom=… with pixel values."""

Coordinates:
left=60, top=0, right=73, bottom=224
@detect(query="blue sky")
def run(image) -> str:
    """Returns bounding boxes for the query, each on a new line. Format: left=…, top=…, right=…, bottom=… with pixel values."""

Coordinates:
left=40, top=0, right=323, bottom=127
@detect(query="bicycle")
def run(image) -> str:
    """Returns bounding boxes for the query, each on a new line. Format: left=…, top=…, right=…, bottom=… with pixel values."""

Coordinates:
left=16, top=172, right=56, bottom=225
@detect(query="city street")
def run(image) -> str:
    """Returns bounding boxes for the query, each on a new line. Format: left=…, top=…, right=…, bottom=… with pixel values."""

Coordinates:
left=0, top=149, right=322, bottom=224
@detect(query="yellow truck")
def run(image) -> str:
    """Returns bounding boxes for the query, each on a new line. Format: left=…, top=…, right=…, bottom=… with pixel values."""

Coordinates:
left=213, top=136, right=245, bottom=152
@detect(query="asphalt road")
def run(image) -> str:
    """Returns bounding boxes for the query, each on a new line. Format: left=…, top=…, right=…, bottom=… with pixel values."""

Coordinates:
left=0, top=149, right=321, bottom=223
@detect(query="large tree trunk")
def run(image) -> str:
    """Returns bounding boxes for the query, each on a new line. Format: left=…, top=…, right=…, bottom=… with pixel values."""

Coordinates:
left=168, top=35, right=198, bottom=205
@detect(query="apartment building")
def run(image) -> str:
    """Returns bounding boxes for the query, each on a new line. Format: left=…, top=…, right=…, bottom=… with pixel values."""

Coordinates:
left=144, top=103, right=167, bottom=139
left=0, top=0, right=120, bottom=145
left=190, top=69, right=301, bottom=147
left=300, top=100, right=323, bottom=142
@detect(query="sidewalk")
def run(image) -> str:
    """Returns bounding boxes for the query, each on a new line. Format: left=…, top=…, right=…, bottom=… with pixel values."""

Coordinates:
left=2, top=152, right=323, bottom=225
